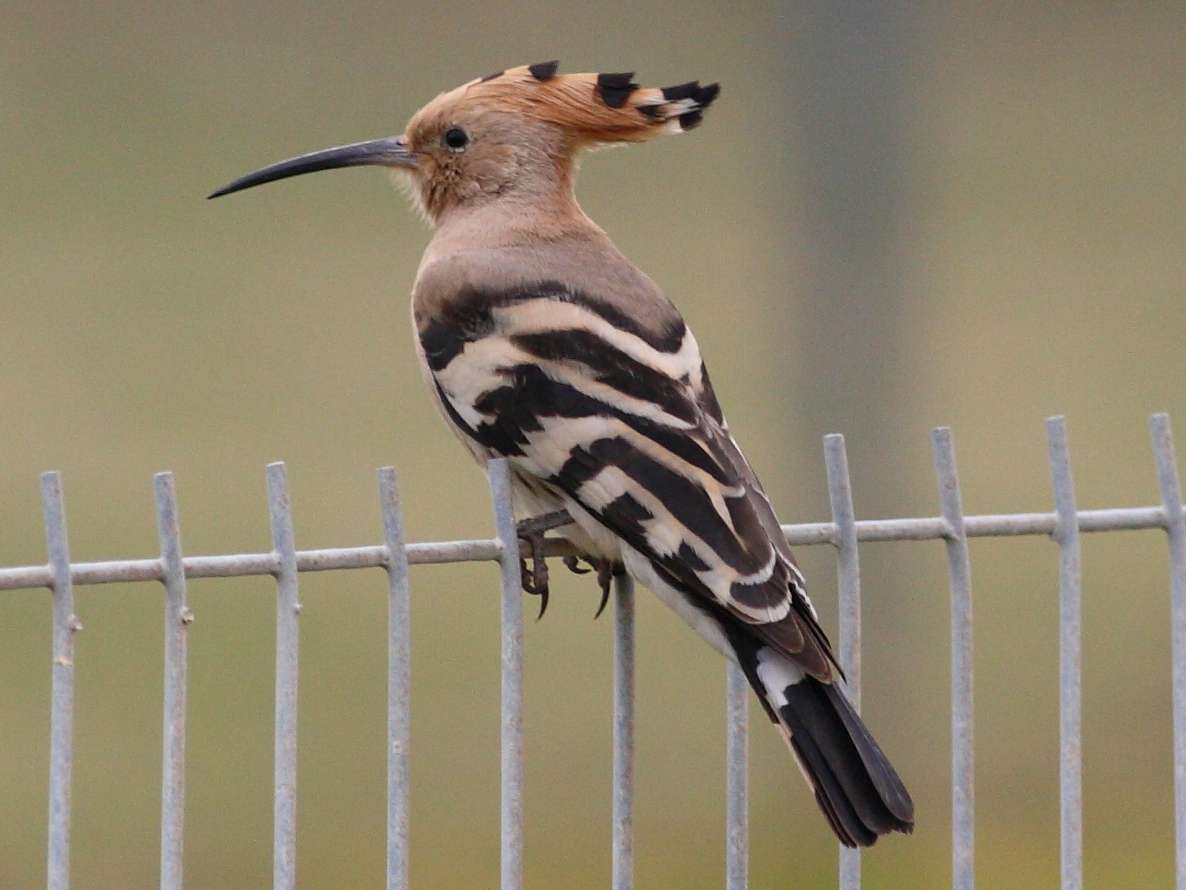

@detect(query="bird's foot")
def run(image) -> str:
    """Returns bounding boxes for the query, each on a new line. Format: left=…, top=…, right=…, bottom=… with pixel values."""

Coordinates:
left=516, top=510, right=573, bottom=620
left=557, top=554, right=623, bottom=618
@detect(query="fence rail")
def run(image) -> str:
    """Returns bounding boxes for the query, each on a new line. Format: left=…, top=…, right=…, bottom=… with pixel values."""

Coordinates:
left=4, top=413, right=1185, bottom=890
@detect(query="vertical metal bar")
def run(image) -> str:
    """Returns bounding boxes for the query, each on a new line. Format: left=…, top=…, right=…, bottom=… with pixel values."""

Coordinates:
left=1046, top=418, right=1082, bottom=890
left=725, top=661, right=749, bottom=890
left=488, top=460, right=524, bottom=890
left=42, top=472, right=79, bottom=890
left=155, top=473, right=192, bottom=890
left=613, top=572, right=635, bottom=890
left=1151, top=413, right=1186, bottom=889
left=932, top=428, right=974, bottom=890
left=379, top=467, right=411, bottom=890
left=267, top=463, right=301, bottom=890
left=825, top=434, right=862, bottom=890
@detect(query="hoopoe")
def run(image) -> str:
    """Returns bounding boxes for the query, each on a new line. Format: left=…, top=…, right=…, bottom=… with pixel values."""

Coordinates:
left=211, top=61, right=914, bottom=847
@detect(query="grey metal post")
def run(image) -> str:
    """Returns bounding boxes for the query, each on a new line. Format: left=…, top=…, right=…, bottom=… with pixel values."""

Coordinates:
left=155, top=473, right=192, bottom=890
left=267, top=463, right=301, bottom=890
left=725, top=661, right=749, bottom=890
left=613, top=572, right=635, bottom=890
left=825, top=434, right=862, bottom=889
left=933, top=428, right=974, bottom=890
left=1151, top=414, right=1186, bottom=889
left=42, top=472, right=79, bottom=890
left=1046, top=418, right=1082, bottom=890
left=488, top=460, right=524, bottom=890
left=379, top=468, right=411, bottom=890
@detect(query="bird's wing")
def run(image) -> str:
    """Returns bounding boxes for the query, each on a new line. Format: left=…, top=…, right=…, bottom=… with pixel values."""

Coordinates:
left=419, top=281, right=838, bottom=680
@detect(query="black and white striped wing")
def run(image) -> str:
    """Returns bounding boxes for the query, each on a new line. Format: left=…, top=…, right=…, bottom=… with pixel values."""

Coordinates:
left=419, top=283, right=837, bottom=680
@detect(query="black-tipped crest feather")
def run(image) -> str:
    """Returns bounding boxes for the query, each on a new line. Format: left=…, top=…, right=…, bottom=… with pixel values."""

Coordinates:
left=596, top=71, right=639, bottom=108
left=528, top=60, right=560, bottom=80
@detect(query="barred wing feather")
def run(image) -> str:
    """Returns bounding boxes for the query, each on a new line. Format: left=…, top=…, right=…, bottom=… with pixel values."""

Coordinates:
left=420, top=283, right=838, bottom=680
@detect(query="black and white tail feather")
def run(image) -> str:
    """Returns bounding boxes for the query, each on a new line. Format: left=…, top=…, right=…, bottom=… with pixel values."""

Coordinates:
left=737, top=633, right=914, bottom=846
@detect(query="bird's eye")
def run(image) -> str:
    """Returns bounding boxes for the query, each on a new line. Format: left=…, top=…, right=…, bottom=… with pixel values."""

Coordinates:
left=443, top=127, right=469, bottom=151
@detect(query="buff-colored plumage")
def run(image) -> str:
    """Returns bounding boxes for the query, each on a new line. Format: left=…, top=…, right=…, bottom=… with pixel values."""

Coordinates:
left=210, top=60, right=913, bottom=850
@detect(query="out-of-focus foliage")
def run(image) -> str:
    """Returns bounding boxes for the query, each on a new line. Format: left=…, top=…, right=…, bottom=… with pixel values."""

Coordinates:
left=1, top=3, right=1183, bottom=888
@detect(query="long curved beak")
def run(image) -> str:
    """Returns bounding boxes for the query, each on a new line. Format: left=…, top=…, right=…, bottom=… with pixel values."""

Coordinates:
left=208, top=136, right=414, bottom=199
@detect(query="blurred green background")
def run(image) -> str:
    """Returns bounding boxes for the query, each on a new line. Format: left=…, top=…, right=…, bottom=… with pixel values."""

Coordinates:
left=2, top=3, right=1184, bottom=888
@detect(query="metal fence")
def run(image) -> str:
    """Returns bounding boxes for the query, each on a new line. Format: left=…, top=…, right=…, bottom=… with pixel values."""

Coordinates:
left=3, top=413, right=1185, bottom=890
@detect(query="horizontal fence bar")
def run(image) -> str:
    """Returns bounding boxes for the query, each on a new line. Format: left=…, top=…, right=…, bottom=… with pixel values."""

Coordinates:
left=3, top=505, right=1182, bottom=593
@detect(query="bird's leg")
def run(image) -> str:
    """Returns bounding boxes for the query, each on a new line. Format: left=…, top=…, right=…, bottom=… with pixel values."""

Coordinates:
left=516, top=509, right=573, bottom=537
left=515, top=510, right=573, bottom=620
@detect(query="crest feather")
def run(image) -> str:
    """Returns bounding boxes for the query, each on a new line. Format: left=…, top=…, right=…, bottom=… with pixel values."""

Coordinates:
left=464, top=61, right=720, bottom=143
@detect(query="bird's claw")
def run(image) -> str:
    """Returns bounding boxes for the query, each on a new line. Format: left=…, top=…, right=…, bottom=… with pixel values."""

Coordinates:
left=593, top=561, right=625, bottom=620
left=559, top=554, right=621, bottom=618
left=518, top=538, right=550, bottom=620
left=516, top=510, right=572, bottom=621
left=562, top=554, right=591, bottom=575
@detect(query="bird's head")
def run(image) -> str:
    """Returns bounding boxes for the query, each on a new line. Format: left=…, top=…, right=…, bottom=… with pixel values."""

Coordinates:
left=209, top=61, right=719, bottom=224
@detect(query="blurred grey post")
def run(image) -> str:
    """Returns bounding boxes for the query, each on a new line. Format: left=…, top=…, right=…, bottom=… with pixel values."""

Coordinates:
left=613, top=573, right=635, bottom=890
left=1150, top=414, right=1186, bottom=889
left=1045, top=418, right=1082, bottom=890
left=932, top=429, right=974, bottom=890
left=825, top=434, right=862, bottom=890
left=725, top=661, right=748, bottom=890
left=267, top=463, right=301, bottom=890
left=154, top=473, right=191, bottom=890
left=788, top=4, right=917, bottom=459
left=42, top=472, right=78, bottom=890
left=488, top=459, right=524, bottom=890
left=378, top=468, right=411, bottom=890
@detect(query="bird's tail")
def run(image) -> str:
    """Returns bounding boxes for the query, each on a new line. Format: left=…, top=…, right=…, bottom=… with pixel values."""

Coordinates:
left=740, top=640, right=915, bottom=849
left=756, top=661, right=914, bottom=847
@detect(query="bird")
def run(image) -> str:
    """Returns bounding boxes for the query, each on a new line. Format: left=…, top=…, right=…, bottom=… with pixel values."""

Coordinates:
left=210, top=61, right=914, bottom=848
